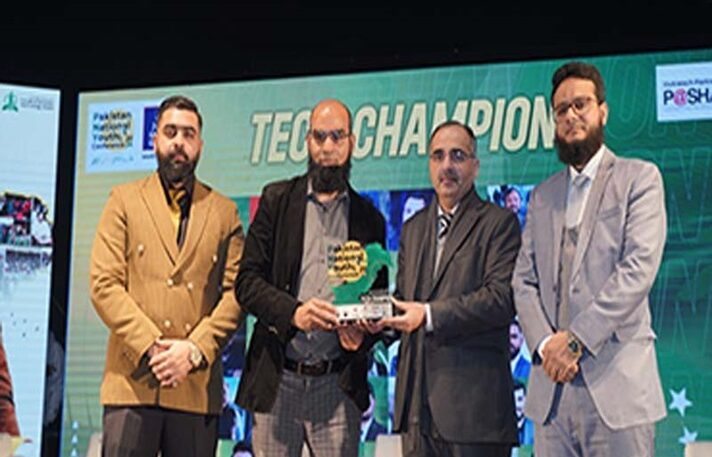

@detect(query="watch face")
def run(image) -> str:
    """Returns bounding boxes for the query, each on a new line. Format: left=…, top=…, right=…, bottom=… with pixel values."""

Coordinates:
left=190, top=347, right=202, bottom=365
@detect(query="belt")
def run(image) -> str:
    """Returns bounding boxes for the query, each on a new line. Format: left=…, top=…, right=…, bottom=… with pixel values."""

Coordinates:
left=283, top=357, right=345, bottom=376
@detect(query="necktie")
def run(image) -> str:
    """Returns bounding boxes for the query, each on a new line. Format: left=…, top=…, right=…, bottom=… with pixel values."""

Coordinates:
left=168, top=188, right=187, bottom=242
left=565, top=174, right=589, bottom=228
left=438, top=212, right=453, bottom=240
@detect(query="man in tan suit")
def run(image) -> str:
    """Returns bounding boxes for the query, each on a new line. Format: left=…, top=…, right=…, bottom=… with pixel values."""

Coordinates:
left=90, top=95, right=244, bottom=456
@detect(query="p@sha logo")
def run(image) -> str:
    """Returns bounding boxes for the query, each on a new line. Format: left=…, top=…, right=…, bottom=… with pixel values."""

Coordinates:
left=663, top=87, right=712, bottom=106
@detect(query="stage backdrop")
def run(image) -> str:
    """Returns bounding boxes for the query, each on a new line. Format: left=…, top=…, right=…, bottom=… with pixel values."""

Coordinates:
left=0, top=83, right=61, bottom=456
left=63, top=48, right=712, bottom=457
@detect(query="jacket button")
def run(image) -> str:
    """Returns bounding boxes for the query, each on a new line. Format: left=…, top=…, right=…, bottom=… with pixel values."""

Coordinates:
left=212, top=254, right=218, bottom=263
left=167, top=278, right=174, bottom=287
left=137, top=244, right=145, bottom=254
left=164, top=320, right=172, bottom=328
left=184, top=323, right=192, bottom=332
left=187, top=282, right=194, bottom=291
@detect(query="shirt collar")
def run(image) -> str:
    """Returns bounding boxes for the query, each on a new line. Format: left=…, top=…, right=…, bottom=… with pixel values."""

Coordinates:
left=568, top=144, right=604, bottom=184
left=438, top=202, right=459, bottom=217
left=306, top=180, right=349, bottom=205
left=158, top=172, right=194, bottom=205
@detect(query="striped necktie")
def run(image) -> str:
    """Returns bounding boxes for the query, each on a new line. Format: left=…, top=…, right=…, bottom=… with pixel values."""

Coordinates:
left=438, top=212, right=453, bottom=240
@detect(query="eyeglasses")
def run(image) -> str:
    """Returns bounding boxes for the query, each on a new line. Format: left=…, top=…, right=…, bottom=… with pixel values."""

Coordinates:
left=553, top=96, right=601, bottom=120
left=429, top=148, right=476, bottom=163
left=308, top=129, right=350, bottom=144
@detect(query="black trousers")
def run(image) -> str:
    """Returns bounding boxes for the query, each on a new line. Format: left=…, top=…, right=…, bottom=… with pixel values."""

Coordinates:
left=401, top=428, right=512, bottom=457
left=102, top=406, right=218, bottom=457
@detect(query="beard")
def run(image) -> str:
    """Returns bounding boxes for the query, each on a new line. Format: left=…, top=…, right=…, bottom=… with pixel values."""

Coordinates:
left=555, top=123, right=604, bottom=169
left=308, top=157, right=351, bottom=194
left=157, top=147, right=197, bottom=189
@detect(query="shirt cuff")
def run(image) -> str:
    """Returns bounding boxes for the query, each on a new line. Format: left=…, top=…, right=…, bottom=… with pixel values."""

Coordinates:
left=424, top=303, right=434, bottom=333
left=537, top=334, right=553, bottom=359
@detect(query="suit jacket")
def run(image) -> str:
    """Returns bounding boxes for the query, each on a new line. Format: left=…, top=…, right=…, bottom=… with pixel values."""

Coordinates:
left=235, top=174, right=387, bottom=413
left=512, top=146, right=667, bottom=429
left=0, top=334, right=20, bottom=436
left=90, top=172, right=244, bottom=415
left=394, top=188, right=520, bottom=445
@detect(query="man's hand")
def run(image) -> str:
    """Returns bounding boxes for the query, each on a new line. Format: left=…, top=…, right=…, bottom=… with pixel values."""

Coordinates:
left=292, top=298, right=339, bottom=332
left=357, top=318, right=384, bottom=335
left=337, top=323, right=365, bottom=351
left=146, top=341, right=164, bottom=359
left=541, top=331, right=580, bottom=383
left=148, top=339, right=194, bottom=388
left=375, top=299, right=425, bottom=333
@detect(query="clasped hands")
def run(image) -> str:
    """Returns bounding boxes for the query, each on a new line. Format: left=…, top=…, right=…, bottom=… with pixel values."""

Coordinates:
left=541, top=331, right=581, bottom=383
left=147, top=338, right=195, bottom=388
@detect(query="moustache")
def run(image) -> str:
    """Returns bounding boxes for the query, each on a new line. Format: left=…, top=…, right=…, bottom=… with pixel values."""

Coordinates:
left=438, top=170, right=459, bottom=183
left=168, top=148, right=189, bottom=164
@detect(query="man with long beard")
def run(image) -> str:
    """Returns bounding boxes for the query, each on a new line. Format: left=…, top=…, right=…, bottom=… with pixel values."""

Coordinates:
left=512, top=62, right=667, bottom=456
left=235, top=99, right=387, bottom=457
left=90, top=95, right=244, bottom=456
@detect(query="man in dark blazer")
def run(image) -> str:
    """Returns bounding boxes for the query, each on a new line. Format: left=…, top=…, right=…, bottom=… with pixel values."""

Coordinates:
left=375, top=121, right=520, bottom=456
left=235, top=99, right=387, bottom=457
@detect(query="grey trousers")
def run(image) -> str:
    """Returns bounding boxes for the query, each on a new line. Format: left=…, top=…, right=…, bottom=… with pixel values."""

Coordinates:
left=102, top=405, right=218, bottom=457
left=535, top=375, right=655, bottom=457
left=252, top=370, right=361, bottom=457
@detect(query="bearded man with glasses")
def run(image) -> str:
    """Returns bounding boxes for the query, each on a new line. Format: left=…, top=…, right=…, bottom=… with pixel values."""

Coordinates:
left=513, top=61, right=667, bottom=456
left=235, top=99, right=388, bottom=457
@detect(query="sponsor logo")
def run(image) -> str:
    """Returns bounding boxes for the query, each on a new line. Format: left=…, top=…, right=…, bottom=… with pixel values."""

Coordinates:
left=1, top=91, right=56, bottom=112
left=143, top=106, right=159, bottom=150
left=85, top=100, right=161, bottom=173
left=2, top=92, right=18, bottom=112
left=656, top=62, right=712, bottom=122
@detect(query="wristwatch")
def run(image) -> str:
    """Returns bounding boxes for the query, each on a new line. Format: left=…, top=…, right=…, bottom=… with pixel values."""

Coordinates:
left=567, top=332, right=583, bottom=360
left=188, top=342, right=203, bottom=368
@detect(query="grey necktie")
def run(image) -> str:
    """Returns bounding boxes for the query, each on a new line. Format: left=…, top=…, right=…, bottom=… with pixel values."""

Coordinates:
left=565, top=174, right=589, bottom=228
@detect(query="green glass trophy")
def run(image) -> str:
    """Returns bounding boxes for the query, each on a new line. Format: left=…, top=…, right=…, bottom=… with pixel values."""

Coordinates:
left=328, top=241, right=393, bottom=323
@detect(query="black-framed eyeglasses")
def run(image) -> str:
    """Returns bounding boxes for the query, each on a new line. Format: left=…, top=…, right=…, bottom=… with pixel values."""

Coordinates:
left=308, top=129, right=350, bottom=144
left=429, top=148, right=476, bottom=163
left=553, top=96, right=601, bottom=120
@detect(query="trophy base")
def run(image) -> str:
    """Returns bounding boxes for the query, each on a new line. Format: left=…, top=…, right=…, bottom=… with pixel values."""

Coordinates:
left=336, top=302, right=393, bottom=323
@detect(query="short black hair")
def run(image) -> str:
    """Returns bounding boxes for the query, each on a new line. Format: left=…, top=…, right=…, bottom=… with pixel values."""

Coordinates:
left=551, top=61, right=606, bottom=104
left=430, top=120, right=477, bottom=156
left=157, top=95, right=203, bottom=129
left=504, top=186, right=522, bottom=199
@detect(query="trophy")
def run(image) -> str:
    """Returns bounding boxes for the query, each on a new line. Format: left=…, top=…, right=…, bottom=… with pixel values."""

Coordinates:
left=328, top=241, right=393, bottom=323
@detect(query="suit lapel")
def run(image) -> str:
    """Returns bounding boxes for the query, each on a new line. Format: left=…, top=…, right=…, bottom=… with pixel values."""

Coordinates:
left=140, top=173, right=179, bottom=264
left=347, top=186, right=368, bottom=242
left=286, top=177, right=308, bottom=290
left=571, top=148, right=616, bottom=278
left=415, top=202, right=437, bottom=300
left=429, top=189, right=480, bottom=296
left=174, top=180, right=213, bottom=272
left=549, top=171, right=567, bottom=287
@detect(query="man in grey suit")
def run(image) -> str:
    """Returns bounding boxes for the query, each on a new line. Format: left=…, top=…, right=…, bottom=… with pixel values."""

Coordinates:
left=374, top=121, right=520, bottom=456
left=512, top=61, right=667, bottom=456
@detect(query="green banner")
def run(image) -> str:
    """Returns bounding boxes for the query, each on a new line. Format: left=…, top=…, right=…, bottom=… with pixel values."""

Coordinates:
left=64, top=48, right=712, bottom=456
